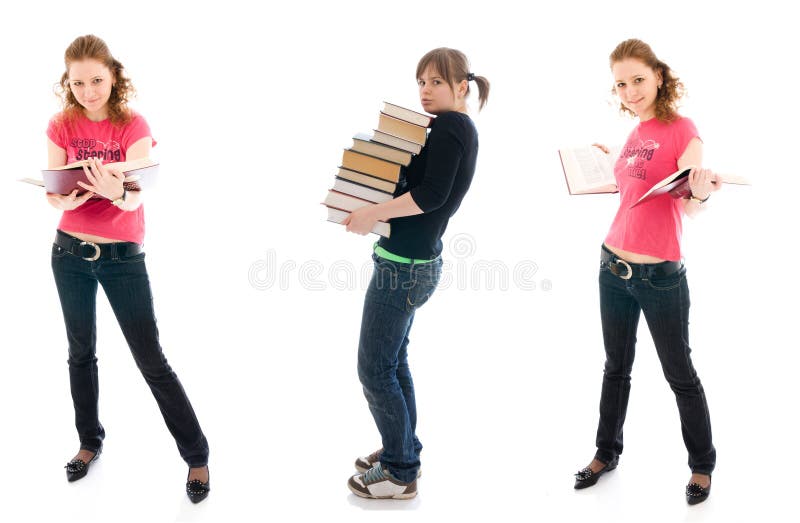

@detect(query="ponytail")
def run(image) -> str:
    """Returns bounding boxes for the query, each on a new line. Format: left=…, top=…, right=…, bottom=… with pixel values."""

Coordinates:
left=470, top=74, right=490, bottom=111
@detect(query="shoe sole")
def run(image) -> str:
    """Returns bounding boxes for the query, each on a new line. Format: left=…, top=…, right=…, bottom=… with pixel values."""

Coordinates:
left=347, top=477, right=417, bottom=500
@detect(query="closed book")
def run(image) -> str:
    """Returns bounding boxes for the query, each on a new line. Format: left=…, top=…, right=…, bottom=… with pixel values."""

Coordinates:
left=341, top=149, right=402, bottom=183
left=326, top=207, right=390, bottom=238
left=371, top=130, right=423, bottom=155
left=336, top=167, right=396, bottom=193
left=381, top=101, right=433, bottom=127
left=352, top=132, right=413, bottom=166
left=377, top=113, right=427, bottom=145
left=333, top=177, right=393, bottom=204
left=323, top=189, right=377, bottom=212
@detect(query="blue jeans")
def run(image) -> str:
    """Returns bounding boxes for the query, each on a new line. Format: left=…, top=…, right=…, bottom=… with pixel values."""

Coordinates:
left=51, top=236, right=209, bottom=467
left=595, top=251, right=716, bottom=474
left=357, top=253, right=443, bottom=483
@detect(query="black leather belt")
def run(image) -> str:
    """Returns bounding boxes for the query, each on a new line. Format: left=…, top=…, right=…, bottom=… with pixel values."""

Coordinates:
left=55, top=230, right=143, bottom=261
left=601, top=245, right=682, bottom=280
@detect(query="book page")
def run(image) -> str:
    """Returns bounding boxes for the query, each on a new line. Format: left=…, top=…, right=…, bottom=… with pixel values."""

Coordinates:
left=574, top=147, right=611, bottom=186
left=718, top=173, right=751, bottom=185
left=18, top=178, right=45, bottom=187
left=560, top=145, right=618, bottom=193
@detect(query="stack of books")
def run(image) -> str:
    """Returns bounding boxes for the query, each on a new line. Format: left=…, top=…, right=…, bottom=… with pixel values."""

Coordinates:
left=323, top=102, right=433, bottom=237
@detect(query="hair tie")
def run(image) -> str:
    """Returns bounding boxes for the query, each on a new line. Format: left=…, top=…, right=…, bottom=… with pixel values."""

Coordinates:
left=467, top=73, right=475, bottom=82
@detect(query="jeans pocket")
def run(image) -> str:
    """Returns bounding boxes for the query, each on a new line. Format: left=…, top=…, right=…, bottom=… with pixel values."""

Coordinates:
left=405, top=264, right=441, bottom=312
left=645, top=270, right=685, bottom=291
left=117, top=252, right=146, bottom=264
left=405, top=279, right=436, bottom=311
left=51, top=244, right=70, bottom=259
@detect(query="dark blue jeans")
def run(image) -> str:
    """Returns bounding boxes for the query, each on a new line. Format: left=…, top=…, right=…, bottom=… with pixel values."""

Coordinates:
left=357, top=253, right=443, bottom=483
left=51, top=236, right=209, bottom=467
left=595, top=251, right=715, bottom=474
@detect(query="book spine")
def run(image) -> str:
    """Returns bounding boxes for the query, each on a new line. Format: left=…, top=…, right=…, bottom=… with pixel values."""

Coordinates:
left=334, top=177, right=393, bottom=196
left=341, top=150, right=401, bottom=182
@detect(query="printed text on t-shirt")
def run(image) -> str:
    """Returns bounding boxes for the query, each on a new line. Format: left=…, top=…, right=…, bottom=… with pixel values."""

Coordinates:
left=70, top=138, right=122, bottom=161
left=619, top=139, right=660, bottom=180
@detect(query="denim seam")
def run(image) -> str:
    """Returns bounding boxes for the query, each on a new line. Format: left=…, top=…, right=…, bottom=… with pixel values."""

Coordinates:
left=614, top=289, right=639, bottom=457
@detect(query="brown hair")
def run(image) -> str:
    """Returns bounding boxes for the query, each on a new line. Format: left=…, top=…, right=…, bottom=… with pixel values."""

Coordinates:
left=610, top=39, right=685, bottom=122
left=416, top=48, right=490, bottom=111
left=57, top=35, right=135, bottom=125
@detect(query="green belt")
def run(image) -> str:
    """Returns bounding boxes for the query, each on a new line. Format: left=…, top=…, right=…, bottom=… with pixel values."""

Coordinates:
left=373, top=243, right=435, bottom=264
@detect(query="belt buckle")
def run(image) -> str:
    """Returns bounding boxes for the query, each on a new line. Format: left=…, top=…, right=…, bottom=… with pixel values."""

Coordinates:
left=610, top=259, right=633, bottom=280
left=80, top=241, right=101, bottom=261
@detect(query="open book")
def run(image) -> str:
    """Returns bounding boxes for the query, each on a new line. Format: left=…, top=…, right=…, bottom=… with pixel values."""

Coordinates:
left=558, top=145, right=622, bottom=194
left=20, top=157, right=158, bottom=194
left=632, top=166, right=751, bottom=208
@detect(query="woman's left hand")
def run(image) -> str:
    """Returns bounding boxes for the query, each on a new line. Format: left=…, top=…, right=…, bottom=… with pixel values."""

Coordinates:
left=343, top=205, right=381, bottom=235
left=688, top=167, right=721, bottom=201
left=76, top=158, right=125, bottom=201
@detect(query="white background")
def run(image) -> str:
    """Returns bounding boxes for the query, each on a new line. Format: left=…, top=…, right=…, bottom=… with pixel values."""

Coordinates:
left=0, top=1, right=797, bottom=521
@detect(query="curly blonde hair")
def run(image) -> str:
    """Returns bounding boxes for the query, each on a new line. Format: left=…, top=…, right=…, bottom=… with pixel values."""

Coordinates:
left=610, top=39, right=685, bottom=123
left=56, top=35, right=135, bottom=126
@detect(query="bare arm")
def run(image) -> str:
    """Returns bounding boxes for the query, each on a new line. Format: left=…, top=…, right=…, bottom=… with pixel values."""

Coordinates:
left=678, top=137, right=720, bottom=217
left=343, top=193, right=424, bottom=235
left=47, top=138, right=67, bottom=168
left=77, top=136, right=152, bottom=211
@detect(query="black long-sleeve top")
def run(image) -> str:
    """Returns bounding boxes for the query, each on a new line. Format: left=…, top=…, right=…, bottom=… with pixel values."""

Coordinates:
left=377, top=111, right=478, bottom=259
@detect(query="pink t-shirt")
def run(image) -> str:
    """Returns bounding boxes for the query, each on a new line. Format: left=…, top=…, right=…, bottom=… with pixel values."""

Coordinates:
left=46, top=111, right=155, bottom=244
left=604, top=116, right=699, bottom=261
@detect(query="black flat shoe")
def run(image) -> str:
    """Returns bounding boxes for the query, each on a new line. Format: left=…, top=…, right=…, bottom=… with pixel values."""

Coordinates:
left=574, top=456, right=619, bottom=489
left=186, top=470, right=210, bottom=504
left=686, top=478, right=711, bottom=505
left=65, top=446, right=102, bottom=482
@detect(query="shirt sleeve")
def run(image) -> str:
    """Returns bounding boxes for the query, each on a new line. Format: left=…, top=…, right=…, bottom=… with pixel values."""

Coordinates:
left=46, top=114, right=67, bottom=148
left=409, top=112, right=466, bottom=213
left=122, top=112, right=157, bottom=150
left=672, top=117, right=701, bottom=161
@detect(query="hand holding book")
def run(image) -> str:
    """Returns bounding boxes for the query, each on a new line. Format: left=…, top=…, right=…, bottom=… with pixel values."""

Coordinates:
left=324, top=101, right=434, bottom=238
left=21, top=157, right=158, bottom=195
left=46, top=189, right=95, bottom=211
left=342, top=204, right=382, bottom=236
left=631, top=165, right=750, bottom=207
left=685, top=167, right=721, bottom=202
left=76, top=158, right=126, bottom=201
left=559, top=144, right=622, bottom=195
left=558, top=146, right=751, bottom=203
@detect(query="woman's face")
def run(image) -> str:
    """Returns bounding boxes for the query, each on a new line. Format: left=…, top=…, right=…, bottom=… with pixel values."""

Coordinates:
left=612, top=58, right=661, bottom=121
left=67, top=59, right=114, bottom=120
left=418, top=65, right=461, bottom=115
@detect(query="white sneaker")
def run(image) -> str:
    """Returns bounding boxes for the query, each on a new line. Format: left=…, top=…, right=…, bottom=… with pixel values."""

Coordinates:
left=348, top=464, right=417, bottom=500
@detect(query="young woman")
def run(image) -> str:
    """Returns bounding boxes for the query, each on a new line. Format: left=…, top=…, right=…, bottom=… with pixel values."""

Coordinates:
left=573, top=39, right=719, bottom=505
left=46, top=35, right=210, bottom=503
left=343, top=48, right=489, bottom=499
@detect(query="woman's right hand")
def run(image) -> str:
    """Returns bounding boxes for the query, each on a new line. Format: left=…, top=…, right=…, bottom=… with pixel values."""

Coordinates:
left=592, top=143, right=610, bottom=154
left=47, top=189, right=94, bottom=211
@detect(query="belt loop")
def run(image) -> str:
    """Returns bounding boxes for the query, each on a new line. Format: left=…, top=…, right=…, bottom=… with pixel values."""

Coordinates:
left=110, top=243, right=118, bottom=261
